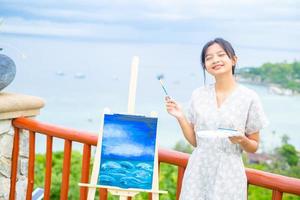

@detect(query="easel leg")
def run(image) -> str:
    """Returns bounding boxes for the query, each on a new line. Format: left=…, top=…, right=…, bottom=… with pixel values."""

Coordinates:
left=87, top=188, right=96, bottom=200
left=152, top=194, right=159, bottom=200
left=151, top=111, right=159, bottom=200
left=119, top=195, right=128, bottom=200
left=87, top=108, right=111, bottom=200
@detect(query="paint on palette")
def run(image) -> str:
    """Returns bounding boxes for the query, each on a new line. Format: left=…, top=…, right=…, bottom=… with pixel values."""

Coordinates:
left=97, top=114, right=158, bottom=190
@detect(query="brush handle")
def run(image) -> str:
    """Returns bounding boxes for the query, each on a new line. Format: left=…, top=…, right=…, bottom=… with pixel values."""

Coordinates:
left=159, top=79, right=169, bottom=96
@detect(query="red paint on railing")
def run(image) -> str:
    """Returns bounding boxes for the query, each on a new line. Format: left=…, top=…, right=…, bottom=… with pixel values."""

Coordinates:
left=99, top=188, right=107, bottom=199
left=80, top=144, right=91, bottom=200
left=272, top=190, right=283, bottom=200
left=13, top=117, right=98, bottom=145
left=10, top=117, right=300, bottom=200
left=26, top=131, right=36, bottom=200
left=176, top=167, right=185, bottom=200
left=158, top=148, right=189, bottom=168
left=246, top=168, right=300, bottom=195
left=60, top=140, right=72, bottom=199
left=44, top=135, right=53, bottom=200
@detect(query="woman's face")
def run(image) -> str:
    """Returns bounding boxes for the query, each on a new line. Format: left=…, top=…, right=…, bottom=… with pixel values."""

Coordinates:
left=204, top=43, right=236, bottom=77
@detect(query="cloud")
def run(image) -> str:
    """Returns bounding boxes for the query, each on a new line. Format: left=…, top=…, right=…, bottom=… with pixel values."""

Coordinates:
left=1, top=17, right=90, bottom=37
left=3, top=1, right=299, bottom=24
left=104, top=143, right=154, bottom=157
left=1, top=0, right=299, bottom=49
left=103, top=124, right=128, bottom=138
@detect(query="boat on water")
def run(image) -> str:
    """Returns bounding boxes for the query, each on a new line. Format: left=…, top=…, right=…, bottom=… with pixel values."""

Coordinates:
left=55, top=71, right=65, bottom=76
left=74, top=73, right=86, bottom=79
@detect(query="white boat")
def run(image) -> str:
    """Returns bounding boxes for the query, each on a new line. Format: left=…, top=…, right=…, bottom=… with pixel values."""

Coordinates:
left=55, top=71, right=65, bottom=76
left=74, top=73, right=86, bottom=79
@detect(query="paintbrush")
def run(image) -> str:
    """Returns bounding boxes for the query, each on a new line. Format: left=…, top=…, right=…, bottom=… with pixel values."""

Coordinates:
left=156, top=74, right=170, bottom=97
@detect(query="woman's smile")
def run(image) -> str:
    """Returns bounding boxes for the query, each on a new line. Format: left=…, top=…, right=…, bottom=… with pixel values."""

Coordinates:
left=212, top=64, right=224, bottom=70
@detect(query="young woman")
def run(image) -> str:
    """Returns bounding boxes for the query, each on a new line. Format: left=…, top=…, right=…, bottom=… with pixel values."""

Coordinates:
left=165, top=38, right=268, bottom=200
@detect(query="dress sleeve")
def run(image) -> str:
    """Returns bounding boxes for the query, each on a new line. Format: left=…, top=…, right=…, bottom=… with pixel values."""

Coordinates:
left=186, top=99, right=195, bottom=125
left=186, top=91, right=196, bottom=125
left=245, top=93, right=269, bottom=135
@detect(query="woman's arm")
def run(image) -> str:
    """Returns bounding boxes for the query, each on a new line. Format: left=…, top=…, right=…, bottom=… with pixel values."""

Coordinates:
left=165, top=98, right=197, bottom=147
left=229, top=132, right=260, bottom=153
left=177, top=115, right=197, bottom=147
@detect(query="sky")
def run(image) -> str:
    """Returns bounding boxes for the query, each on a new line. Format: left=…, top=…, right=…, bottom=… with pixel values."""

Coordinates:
left=101, top=114, right=157, bottom=160
left=1, top=0, right=300, bottom=151
left=1, top=0, right=299, bottom=57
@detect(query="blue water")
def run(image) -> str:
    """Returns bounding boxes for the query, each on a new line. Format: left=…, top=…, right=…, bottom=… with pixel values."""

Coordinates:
left=98, top=160, right=154, bottom=189
left=3, top=35, right=300, bottom=152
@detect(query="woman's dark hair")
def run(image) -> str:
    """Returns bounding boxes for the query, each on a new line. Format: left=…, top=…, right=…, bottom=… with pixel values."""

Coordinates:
left=200, top=38, right=237, bottom=84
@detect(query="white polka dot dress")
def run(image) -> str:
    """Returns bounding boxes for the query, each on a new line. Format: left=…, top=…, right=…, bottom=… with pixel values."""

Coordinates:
left=179, top=84, right=268, bottom=200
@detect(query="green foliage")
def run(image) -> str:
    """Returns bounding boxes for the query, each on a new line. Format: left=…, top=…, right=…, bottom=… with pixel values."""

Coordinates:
left=245, top=136, right=300, bottom=200
left=247, top=185, right=272, bottom=200
left=282, top=134, right=290, bottom=145
left=34, top=139, right=300, bottom=200
left=34, top=151, right=83, bottom=199
left=159, top=163, right=178, bottom=199
left=276, top=144, right=299, bottom=167
left=173, top=140, right=194, bottom=154
left=240, top=61, right=300, bottom=92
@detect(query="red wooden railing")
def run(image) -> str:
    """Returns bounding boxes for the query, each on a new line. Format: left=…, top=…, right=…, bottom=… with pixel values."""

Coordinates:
left=9, top=117, right=300, bottom=200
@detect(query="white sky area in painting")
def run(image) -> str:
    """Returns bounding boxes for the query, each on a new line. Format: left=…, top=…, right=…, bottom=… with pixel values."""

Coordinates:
left=104, top=144, right=154, bottom=157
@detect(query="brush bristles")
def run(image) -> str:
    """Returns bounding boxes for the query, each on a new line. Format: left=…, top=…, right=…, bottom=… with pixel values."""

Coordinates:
left=157, top=74, right=164, bottom=80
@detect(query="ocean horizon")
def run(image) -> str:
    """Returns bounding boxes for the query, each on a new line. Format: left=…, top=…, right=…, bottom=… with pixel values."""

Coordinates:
left=3, top=36, right=300, bottom=153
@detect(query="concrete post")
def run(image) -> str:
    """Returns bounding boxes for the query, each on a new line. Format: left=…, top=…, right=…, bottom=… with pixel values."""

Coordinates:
left=0, top=92, right=44, bottom=200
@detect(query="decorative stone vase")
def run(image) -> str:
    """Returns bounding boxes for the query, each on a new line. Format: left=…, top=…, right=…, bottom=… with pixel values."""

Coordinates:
left=0, top=53, right=16, bottom=91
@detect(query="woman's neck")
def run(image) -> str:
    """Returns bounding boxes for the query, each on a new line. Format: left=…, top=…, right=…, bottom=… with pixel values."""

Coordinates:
left=214, top=75, right=237, bottom=93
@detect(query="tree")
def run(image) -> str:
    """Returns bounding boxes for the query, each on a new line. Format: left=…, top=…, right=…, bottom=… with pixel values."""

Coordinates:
left=173, top=140, right=193, bottom=154
left=277, top=144, right=299, bottom=167
left=281, top=134, right=290, bottom=145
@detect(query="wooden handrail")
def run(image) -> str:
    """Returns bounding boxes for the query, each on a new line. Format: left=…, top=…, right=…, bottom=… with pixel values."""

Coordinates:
left=13, top=117, right=98, bottom=146
left=158, top=148, right=300, bottom=196
left=10, top=117, right=300, bottom=200
left=246, top=168, right=300, bottom=195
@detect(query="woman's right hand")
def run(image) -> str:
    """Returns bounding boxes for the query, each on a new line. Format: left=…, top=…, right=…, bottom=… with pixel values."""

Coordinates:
left=165, top=96, right=185, bottom=119
left=165, top=96, right=196, bottom=147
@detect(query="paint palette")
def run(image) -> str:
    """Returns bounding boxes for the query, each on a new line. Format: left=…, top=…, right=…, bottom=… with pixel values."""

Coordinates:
left=196, top=128, right=242, bottom=138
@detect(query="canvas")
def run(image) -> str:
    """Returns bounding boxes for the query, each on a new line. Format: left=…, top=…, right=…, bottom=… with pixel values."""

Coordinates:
left=97, top=114, right=158, bottom=190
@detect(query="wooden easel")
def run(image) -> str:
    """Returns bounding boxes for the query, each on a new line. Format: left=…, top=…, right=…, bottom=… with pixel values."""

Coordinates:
left=79, top=56, right=167, bottom=199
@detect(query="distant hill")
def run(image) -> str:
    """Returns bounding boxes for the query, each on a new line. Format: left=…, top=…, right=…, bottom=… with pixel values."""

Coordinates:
left=237, top=61, right=300, bottom=94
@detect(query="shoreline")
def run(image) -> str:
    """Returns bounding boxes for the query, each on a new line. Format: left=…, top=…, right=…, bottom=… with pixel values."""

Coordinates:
left=237, top=77, right=299, bottom=96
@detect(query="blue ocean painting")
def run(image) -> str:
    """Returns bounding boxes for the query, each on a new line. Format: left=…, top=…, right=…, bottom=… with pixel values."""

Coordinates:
left=97, top=114, right=158, bottom=190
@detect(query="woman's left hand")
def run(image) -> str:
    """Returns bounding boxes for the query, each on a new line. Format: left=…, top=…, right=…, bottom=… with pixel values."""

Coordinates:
left=229, top=132, right=260, bottom=153
left=229, top=135, right=248, bottom=144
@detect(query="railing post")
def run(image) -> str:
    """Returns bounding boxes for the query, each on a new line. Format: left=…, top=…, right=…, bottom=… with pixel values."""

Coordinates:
left=80, top=144, right=91, bottom=200
left=44, top=135, right=53, bottom=200
left=0, top=92, right=44, bottom=200
left=26, top=131, right=36, bottom=200
left=176, top=166, right=185, bottom=200
left=272, top=190, right=283, bottom=200
left=60, top=140, right=72, bottom=199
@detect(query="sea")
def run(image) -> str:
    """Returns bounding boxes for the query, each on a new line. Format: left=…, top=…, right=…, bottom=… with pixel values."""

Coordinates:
left=98, top=160, right=153, bottom=190
left=3, top=35, right=300, bottom=153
